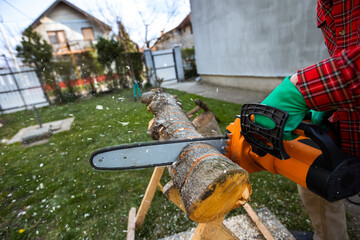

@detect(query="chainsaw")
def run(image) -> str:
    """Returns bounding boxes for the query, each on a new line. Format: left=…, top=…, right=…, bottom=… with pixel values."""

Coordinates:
left=90, top=103, right=360, bottom=202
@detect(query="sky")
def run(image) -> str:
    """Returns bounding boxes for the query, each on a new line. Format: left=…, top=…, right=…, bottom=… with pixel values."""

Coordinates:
left=0, top=0, right=190, bottom=66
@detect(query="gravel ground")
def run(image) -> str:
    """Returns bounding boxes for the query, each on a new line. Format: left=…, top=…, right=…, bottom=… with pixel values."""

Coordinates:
left=160, top=207, right=295, bottom=240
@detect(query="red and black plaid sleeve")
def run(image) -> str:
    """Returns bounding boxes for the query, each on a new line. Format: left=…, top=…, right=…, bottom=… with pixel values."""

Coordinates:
left=296, top=0, right=360, bottom=156
left=297, top=47, right=360, bottom=111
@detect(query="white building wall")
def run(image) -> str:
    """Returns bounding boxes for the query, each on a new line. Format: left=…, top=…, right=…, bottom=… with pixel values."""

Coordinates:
left=190, top=0, right=329, bottom=89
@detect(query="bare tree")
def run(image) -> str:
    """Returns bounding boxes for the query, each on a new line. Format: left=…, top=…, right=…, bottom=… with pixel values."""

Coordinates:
left=91, top=0, right=189, bottom=48
left=136, top=0, right=186, bottom=48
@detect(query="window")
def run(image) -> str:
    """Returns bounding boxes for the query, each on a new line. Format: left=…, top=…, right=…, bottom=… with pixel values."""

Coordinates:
left=47, top=30, right=66, bottom=44
left=82, top=28, right=95, bottom=41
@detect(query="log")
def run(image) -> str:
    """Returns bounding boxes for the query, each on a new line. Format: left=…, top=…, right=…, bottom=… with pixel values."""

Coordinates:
left=170, top=142, right=250, bottom=222
left=186, top=99, right=221, bottom=122
left=141, top=90, right=251, bottom=223
left=142, top=89, right=202, bottom=140
left=192, top=111, right=222, bottom=137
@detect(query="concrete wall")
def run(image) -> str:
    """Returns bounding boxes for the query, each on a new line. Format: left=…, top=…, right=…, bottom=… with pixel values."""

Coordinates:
left=190, top=0, right=329, bottom=91
left=34, top=3, right=108, bottom=45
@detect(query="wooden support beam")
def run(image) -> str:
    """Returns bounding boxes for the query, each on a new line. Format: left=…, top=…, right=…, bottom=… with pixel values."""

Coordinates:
left=127, top=207, right=136, bottom=240
left=192, top=216, right=225, bottom=240
left=243, top=203, right=275, bottom=240
left=135, top=166, right=165, bottom=229
left=218, top=224, right=240, bottom=240
left=192, top=216, right=239, bottom=240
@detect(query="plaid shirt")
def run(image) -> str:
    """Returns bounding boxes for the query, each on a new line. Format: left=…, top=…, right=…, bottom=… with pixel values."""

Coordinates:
left=297, top=0, right=360, bottom=156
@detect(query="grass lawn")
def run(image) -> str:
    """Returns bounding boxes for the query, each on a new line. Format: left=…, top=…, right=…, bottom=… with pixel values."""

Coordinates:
left=0, top=88, right=313, bottom=239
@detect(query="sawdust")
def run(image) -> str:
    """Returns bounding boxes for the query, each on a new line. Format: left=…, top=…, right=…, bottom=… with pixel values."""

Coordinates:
left=160, top=207, right=295, bottom=240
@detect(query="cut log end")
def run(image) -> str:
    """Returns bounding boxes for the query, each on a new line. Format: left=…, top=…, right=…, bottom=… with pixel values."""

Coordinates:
left=187, top=170, right=251, bottom=223
left=170, top=142, right=251, bottom=223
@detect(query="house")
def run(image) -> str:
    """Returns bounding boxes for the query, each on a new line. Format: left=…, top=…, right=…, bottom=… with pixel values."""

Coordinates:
left=27, top=0, right=111, bottom=57
left=152, top=13, right=194, bottom=51
left=190, top=0, right=329, bottom=93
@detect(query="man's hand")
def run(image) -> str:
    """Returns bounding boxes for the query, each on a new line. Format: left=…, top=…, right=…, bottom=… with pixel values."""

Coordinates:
left=255, top=75, right=310, bottom=140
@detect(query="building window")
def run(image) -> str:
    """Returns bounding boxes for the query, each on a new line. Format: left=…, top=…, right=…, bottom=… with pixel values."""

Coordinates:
left=47, top=30, right=66, bottom=44
left=82, top=28, right=95, bottom=41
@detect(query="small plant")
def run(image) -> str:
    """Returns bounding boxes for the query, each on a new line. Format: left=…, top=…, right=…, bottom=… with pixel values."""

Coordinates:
left=155, top=76, right=164, bottom=88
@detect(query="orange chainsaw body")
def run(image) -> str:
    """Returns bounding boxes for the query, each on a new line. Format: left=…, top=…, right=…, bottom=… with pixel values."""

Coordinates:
left=225, top=118, right=322, bottom=189
left=223, top=104, right=359, bottom=203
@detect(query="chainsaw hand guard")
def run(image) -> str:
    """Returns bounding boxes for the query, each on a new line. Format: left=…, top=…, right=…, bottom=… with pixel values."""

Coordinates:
left=240, top=103, right=289, bottom=160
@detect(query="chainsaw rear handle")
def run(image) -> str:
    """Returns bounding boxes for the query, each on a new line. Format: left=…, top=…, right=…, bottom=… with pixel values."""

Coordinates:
left=295, top=121, right=353, bottom=170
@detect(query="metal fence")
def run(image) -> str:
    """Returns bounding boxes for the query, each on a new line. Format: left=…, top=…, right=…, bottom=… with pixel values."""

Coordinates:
left=0, top=66, right=49, bottom=114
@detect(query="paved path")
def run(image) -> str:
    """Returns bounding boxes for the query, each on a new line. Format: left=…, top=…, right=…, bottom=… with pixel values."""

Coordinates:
left=162, top=80, right=268, bottom=104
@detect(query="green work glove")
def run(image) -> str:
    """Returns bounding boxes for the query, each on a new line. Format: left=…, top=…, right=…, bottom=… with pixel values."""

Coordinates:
left=310, top=110, right=329, bottom=130
left=255, top=76, right=309, bottom=140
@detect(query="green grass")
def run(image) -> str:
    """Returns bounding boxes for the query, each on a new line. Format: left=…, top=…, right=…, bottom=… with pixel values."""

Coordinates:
left=0, top=88, right=312, bottom=239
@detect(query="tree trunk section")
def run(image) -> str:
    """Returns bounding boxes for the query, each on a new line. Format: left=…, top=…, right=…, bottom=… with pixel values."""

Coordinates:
left=141, top=89, right=251, bottom=223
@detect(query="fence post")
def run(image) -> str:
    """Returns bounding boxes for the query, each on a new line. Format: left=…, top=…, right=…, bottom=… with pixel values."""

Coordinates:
left=143, top=49, right=156, bottom=86
left=173, top=45, right=184, bottom=82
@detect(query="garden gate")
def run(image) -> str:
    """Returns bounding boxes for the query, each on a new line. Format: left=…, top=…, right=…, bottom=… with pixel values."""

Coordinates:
left=143, top=45, right=184, bottom=85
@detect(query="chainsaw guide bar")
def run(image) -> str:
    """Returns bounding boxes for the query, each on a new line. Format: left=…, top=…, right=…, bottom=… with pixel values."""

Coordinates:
left=90, top=136, right=228, bottom=170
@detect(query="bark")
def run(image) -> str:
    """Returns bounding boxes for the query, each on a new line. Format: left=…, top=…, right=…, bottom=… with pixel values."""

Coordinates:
left=141, top=89, right=251, bottom=223
left=192, top=111, right=222, bottom=137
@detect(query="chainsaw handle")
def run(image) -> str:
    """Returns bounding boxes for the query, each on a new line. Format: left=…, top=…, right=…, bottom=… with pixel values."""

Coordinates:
left=296, top=122, right=350, bottom=170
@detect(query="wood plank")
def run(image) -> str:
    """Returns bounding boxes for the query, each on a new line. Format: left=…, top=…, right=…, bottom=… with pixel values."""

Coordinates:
left=127, top=207, right=136, bottom=240
left=243, top=203, right=275, bottom=240
left=135, top=166, right=165, bottom=229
